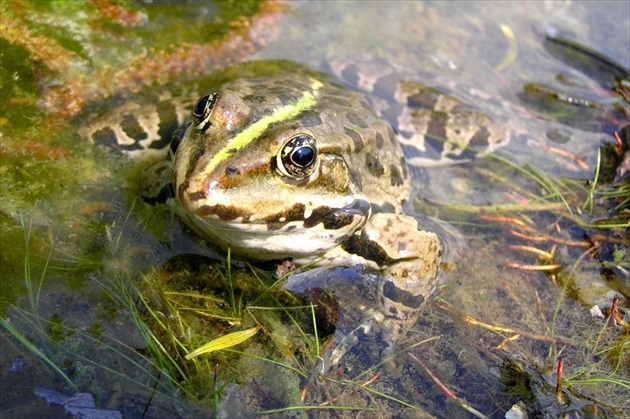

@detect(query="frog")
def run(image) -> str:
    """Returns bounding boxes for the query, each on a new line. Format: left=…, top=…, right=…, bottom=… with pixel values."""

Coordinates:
left=78, top=59, right=511, bottom=366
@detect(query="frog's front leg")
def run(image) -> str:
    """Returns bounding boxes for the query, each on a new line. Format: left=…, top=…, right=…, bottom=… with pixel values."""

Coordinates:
left=329, top=213, right=442, bottom=365
left=368, top=213, right=441, bottom=313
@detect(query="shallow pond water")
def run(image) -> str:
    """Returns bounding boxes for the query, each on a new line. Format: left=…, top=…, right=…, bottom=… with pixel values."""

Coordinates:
left=1, top=1, right=628, bottom=417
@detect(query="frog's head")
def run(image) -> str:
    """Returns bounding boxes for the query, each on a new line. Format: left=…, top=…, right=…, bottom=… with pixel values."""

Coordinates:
left=171, top=74, right=375, bottom=262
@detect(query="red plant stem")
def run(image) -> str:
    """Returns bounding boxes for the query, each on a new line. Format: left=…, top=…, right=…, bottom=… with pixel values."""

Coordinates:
left=556, top=357, right=564, bottom=404
left=407, top=352, right=457, bottom=399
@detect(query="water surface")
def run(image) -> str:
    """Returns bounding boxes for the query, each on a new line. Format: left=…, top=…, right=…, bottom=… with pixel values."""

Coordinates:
left=1, top=1, right=628, bottom=417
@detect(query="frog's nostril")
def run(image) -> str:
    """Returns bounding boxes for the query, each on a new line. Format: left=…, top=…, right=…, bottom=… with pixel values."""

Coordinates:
left=225, top=164, right=240, bottom=176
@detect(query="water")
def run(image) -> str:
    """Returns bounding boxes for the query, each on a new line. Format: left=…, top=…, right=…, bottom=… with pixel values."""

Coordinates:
left=1, top=1, right=628, bottom=417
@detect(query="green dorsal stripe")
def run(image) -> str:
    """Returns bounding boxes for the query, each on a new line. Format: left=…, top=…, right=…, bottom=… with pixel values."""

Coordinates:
left=202, top=78, right=324, bottom=178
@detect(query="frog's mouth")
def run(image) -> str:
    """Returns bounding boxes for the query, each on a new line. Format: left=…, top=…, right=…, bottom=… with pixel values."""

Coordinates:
left=177, top=199, right=372, bottom=261
left=191, top=199, right=370, bottom=228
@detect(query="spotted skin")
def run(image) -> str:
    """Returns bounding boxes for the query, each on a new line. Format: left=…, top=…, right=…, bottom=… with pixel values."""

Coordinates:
left=78, top=60, right=516, bottom=366
left=328, top=55, right=512, bottom=166
left=78, top=91, right=199, bottom=160
left=172, top=73, right=411, bottom=260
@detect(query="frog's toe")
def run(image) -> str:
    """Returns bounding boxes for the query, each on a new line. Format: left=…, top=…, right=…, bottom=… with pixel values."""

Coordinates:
left=326, top=309, right=384, bottom=367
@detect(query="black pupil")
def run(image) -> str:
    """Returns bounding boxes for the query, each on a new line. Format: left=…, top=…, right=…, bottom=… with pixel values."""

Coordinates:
left=194, top=95, right=209, bottom=117
left=292, top=146, right=314, bottom=167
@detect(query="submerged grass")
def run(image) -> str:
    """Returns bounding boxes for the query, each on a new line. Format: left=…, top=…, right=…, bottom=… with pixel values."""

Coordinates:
left=117, top=250, right=314, bottom=405
left=425, top=116, right=628, bottom=414
left=2, top=209, right=202, bottom=415
left=112, top=237, right=445, bottom=413
left=2, top=209, right=74, bottom=389
left=2, top=304, right=186, bottom=404
left=19, top=210, right=51, bottom=315
left=1, top=314, right=76, bottom=390
left=560, top=320, right=630, bottom=409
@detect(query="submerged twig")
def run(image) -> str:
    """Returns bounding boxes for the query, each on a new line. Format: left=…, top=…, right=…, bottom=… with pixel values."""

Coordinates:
left=435, top=301, right=574, bottom=344
left=509, top=229, right=591, bottom=247
left=507, top=245, right=554, bottom=259
left=556, top=357, right=565, bottom=405
left=505, top=262, right=561, bottom=271
left=539, top=144, right=589, bottom=171
left=408, top=352, right=487, bottom=418
left=496, top=23, right=518, bottom=72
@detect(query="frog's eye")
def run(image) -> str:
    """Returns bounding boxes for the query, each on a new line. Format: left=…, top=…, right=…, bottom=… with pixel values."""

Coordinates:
left=276, top=134, right=319, bottom=179
left=192, top=93, right=219, bottom=132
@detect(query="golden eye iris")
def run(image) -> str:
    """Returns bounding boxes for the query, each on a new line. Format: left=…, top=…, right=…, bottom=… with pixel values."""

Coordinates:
left=192, top=93, right=219, bottom=132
